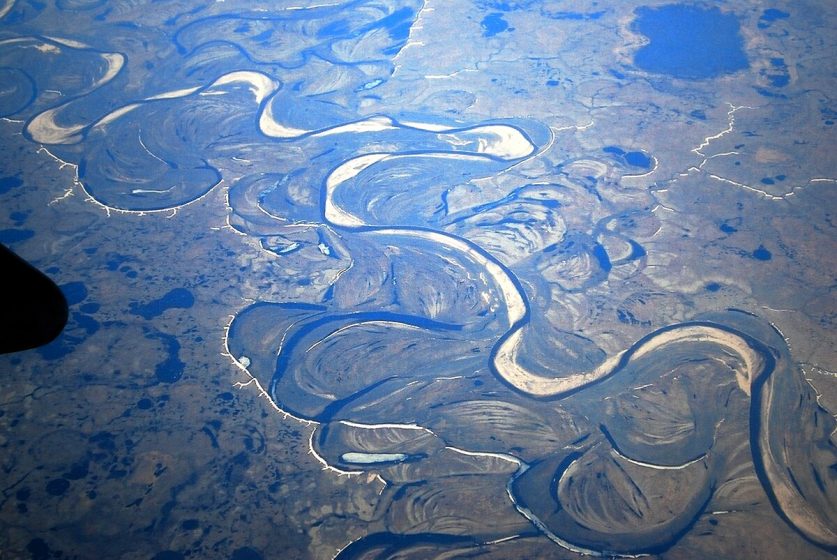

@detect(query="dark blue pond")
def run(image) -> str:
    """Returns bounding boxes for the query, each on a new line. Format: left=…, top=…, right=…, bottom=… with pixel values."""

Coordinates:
left=632, top=5, right=749, bottom=79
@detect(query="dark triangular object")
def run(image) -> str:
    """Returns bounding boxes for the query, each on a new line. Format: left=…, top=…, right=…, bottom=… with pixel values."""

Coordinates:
left=0, top=244, right=68, bottom=354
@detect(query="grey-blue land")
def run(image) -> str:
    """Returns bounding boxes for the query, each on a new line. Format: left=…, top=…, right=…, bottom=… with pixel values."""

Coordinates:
left=0, top=1, right=835, bottom=559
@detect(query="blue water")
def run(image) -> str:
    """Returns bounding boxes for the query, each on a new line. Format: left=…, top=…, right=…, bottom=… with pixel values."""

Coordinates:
left=632, top=5, right=749, bottom=79
left=759, top=8, right=790, bottom=29
left=129, top=288, right=195, bottom=320
left=603, top=146, right=653, bottom=168
left=481, top=13, right=510, bottom=37
left=0, top=176, right=23, bottom=194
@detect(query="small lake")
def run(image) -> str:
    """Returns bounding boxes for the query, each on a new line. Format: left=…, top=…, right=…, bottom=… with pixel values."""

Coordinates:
left=632, top=5, right=749, bottom=79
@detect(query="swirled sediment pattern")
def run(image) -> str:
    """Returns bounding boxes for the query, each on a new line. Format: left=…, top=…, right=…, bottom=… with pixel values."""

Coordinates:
left=3, top=0, right=834, bottom=556
left=226, top=114, right=836, bottom=555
